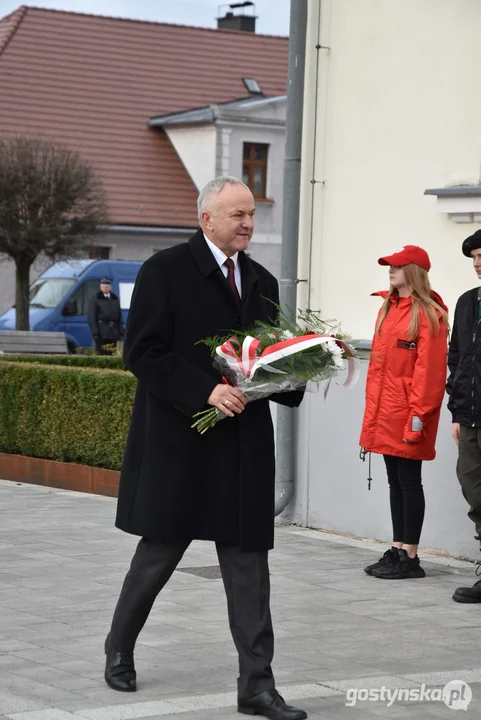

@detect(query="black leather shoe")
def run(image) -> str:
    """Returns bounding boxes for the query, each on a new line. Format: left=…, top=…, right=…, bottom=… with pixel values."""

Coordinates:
left=238, top=689, right=307, bottom=719
left=453, top=578, right=481, bottom=603
left=104, top=634, right=137, bottom=692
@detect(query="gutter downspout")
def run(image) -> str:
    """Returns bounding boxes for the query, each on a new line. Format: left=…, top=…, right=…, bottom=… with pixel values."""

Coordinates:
left=274, top=0, right=308, bottom=516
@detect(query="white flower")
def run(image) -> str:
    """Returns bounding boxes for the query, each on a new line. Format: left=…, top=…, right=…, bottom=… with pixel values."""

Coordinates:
left=323, top=338, right=345, bottom=369
left=333, top=354, right=345, bottom=369
left=325, top=338, right=342, bottom=356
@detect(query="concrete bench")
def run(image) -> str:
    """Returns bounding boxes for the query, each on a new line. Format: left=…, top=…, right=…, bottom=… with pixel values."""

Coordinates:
left=0, top=330, right=68, bottom=354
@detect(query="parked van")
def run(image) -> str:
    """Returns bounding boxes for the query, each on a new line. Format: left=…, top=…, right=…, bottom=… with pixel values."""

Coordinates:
left=0, top=259, right=142, bottom=352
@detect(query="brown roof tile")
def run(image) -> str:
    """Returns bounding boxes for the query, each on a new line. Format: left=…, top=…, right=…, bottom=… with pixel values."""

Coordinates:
left=0, top=6, right=26, bottom=55
left=0, top=6, right=288, bottom=228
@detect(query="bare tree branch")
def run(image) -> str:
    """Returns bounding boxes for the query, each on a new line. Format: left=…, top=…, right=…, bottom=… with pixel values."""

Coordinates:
left=0, top=136, right=109, bottom=330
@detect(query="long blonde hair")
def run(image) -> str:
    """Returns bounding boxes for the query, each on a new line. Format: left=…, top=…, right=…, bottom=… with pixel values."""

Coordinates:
left=376, top=263, right=448, bottom=339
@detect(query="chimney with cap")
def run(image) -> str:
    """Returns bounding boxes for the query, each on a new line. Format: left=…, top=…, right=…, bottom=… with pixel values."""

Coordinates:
left=217, top=2, right=257, bottom=32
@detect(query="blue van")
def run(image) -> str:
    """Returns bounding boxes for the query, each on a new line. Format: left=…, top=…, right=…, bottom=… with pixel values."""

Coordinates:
left=0, top=259, right=142, bottom=352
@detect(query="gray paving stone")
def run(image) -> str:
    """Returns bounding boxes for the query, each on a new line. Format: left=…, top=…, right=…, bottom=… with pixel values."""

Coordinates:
left=137, top=712, right=240, bottom=720
left=76, top=699, right=183, bottom=719
left=1, top=480, right=481, bottom=720
left=0, top=690, right=46, bottom=715
left=6, top=711, right=79, bottom=720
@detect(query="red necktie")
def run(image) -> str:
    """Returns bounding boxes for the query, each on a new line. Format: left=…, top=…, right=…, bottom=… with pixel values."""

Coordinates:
left=224, top=258, right=240, bottom=300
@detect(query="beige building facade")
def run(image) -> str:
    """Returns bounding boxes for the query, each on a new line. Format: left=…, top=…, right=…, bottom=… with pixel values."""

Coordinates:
left=297, top=0, right=481, bottom=339
left=285, top=0, right=481, bottom=560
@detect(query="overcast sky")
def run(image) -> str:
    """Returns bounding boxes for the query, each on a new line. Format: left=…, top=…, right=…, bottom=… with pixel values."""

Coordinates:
left=1, top=0, right=290, bottom=35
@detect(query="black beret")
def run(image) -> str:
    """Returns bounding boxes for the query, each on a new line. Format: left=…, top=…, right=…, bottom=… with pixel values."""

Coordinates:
left=100, top=277, right=112, bottom=284
left=462, top=230, right=481, bottom=257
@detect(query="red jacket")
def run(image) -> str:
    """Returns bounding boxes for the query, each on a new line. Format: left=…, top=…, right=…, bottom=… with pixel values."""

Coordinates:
left=360, top=291, right=448, bottom=461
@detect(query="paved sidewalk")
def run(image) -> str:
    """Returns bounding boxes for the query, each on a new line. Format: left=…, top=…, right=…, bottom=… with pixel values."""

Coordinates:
left=0, top=479, right=480, bottom=719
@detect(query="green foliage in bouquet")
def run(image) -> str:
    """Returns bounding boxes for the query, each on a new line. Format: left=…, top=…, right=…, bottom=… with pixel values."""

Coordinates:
left=192, top=305, right=355, bottom=434
left=198, top=304, right=351, bottom=357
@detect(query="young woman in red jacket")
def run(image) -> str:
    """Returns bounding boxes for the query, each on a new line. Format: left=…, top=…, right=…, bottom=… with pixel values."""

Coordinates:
left=360, top=246, right=448, bottom=579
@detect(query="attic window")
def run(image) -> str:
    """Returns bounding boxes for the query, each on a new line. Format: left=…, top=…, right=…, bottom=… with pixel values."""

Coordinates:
left=243, top=77, right=262, bottom=95
left=243, top=142, right=268, bottom=198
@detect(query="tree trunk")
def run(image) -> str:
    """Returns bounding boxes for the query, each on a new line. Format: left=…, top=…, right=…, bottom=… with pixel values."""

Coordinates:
left=15, top=256, right=31, bottom=331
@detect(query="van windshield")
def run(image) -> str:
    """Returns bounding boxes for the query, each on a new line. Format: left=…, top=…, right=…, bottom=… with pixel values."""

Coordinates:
left=29, top=278, right=76, bottom=308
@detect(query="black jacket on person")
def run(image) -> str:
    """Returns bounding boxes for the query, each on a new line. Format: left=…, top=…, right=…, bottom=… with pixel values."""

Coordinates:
left=115, top=229, right=303, bottom=551
left=447, top=286, right=481, bottom=426
left=88, top=291, right=124, bottom=342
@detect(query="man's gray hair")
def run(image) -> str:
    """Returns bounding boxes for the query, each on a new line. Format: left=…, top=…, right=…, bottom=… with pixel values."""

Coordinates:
left=197, top=176, right=249, bottom=223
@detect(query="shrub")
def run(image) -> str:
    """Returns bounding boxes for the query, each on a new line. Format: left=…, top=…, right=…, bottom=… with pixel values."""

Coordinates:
left=0, top=362, right=136, bottom=469
left=0, top=353, right=126, bottom=370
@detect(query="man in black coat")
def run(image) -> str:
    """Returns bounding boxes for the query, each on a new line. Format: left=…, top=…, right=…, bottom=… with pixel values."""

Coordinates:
left=88, top=278, right=124, bottom=355
left=448, top=230, right=481, bottom=603
left=104, top=177, right=307, bottom=720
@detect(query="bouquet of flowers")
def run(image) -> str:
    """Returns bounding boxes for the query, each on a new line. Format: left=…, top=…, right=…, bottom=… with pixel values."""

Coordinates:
left=191, top=308, right=358, bottom=434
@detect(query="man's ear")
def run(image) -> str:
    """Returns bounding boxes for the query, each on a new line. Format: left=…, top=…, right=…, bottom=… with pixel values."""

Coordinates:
left=201, top=210, right=213, bottom=231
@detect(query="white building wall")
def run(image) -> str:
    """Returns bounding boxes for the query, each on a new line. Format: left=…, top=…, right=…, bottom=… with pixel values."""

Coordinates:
left=227, top=124, right=285, bottom=278
left=161, top=103, right=287, bottom=279
left=89, top=229, right=193, bottom=260
left=215, top=127, right=232, bottom=178
left=298, top=0, right=481, bottom=338
left=164, top=126, right=216, bottom=191
left=287, top=0, right=481, bottom=560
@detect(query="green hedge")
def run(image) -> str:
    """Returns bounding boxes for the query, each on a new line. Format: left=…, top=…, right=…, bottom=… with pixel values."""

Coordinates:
left=0, top=354, right=126, bottom=370
left=0, top=362, right=136, bottom=469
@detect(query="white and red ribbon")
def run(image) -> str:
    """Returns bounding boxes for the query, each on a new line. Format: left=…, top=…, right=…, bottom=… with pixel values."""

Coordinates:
left=215, top=333, right=358, bottom=389
left=216, top=335, right=260, bottom=375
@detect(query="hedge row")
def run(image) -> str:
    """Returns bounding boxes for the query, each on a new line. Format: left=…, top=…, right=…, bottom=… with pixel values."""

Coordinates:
left=0, top=362, right=136, bottom=469
left=0, top=353, right=126, bottom=370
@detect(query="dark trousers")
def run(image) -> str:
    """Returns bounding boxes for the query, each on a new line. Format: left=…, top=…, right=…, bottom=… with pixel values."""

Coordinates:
left=457, top=425, right=481, bottom=538
left=108, top=538, right=275, bottom=698
left=383, top=455, right=425, bottom=545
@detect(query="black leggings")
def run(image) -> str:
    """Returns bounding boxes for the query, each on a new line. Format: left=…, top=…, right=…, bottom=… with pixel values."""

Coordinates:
left=383, top=455, right=425, bottom=545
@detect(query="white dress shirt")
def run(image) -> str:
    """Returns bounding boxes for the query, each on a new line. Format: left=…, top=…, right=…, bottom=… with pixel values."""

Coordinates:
left=203, top=234, right=242, bottom=297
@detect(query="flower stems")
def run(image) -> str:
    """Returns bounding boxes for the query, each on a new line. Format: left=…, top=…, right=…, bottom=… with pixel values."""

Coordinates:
left=191, top=407, right=222, bottom=434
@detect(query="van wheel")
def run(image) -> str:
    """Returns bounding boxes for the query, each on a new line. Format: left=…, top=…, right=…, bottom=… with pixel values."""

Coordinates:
left=67, top=343, right=77, bottom=354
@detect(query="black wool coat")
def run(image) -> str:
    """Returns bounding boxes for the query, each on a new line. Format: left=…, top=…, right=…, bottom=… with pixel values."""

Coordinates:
left=115, top=229, right=303, bottom=551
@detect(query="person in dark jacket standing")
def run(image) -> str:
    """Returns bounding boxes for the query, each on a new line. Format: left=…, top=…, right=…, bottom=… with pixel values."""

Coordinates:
left=449, top=230, right=481, bottom=603
left=88, top=278, right=123, bottom=355
left=103, top=177, right=307, bottom=720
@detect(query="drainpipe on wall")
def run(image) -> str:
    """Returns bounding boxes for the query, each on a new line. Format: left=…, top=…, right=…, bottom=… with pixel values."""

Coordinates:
left=274, top=0, right=308, bottom=516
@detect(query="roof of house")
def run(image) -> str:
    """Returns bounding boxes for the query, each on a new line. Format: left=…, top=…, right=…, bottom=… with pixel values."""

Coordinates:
left=150, top=96, right=287, bottom=128
left=0, top=6, right=288, bottom=228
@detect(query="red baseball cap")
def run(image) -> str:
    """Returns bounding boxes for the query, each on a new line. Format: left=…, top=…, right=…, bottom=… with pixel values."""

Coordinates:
left=378, top=245, right=431, bottom=272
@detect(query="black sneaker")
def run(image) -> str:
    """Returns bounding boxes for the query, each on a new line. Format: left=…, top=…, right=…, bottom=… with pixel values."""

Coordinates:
left=364, top=547, right=399, bottom=576
left=372, top=549, right=425, bottom=579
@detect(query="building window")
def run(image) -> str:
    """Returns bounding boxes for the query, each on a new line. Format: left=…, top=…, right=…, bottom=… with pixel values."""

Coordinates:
left=242, top=143, right=268, bottom=199
left=89, top=246, right=111, bottom=260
